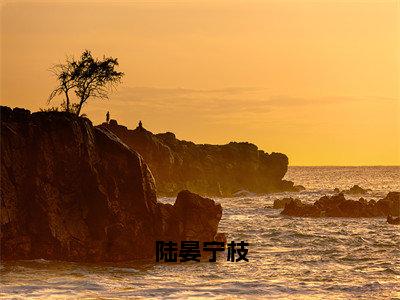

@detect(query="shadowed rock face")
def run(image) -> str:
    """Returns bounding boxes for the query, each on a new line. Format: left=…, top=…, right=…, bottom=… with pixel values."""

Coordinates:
left=0, top=106, right=222, bottom=262
left=273, top=197, right=301, bottom=209
left=156, top=190, right=222, bottom=242
left=341, top=185, right=371, bottom=195
left=387, top=215, right=400, bottom=225
left=281, top=192, right=400, bottom=218
left=99, top=120, right=294, bottom=196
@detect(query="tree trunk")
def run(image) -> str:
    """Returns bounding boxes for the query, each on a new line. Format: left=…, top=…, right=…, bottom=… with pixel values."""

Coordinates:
left=62, top=81, right=70, bottom=113
left=76, top=98, right=86, bottom=116
left=64, top=90, right=70, bottom=113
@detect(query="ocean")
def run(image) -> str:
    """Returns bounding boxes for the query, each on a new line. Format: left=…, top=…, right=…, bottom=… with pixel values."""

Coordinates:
left=1, top=166, right=399, bottom=299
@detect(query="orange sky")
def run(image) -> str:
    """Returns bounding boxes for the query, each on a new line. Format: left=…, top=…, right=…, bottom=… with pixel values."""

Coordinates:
left=1, top=0, right=399, bottom=165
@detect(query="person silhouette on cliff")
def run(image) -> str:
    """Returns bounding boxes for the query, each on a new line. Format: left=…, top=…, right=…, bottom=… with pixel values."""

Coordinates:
left=106, top=111, right=110, bottom=123
left=138, top=120, right=143, bottom=129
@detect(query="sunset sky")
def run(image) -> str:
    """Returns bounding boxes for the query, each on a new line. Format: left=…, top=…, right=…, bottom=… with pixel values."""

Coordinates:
left=1, top=0, right=399, bottom=166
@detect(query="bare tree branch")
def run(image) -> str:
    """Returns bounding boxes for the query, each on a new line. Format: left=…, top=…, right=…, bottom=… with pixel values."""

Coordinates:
left=48, top=50, right=124, bottom=115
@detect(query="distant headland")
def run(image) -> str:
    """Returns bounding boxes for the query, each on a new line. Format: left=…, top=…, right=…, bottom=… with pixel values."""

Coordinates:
left=0, top=106, right=223, bottom=261
left=99, top=118, right=303, bottom=196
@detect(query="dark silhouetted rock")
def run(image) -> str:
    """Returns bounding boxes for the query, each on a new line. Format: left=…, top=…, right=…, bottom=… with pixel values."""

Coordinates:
left=233, top=190, right=256, bottom=198
left=333, top=188, right=340, bottom=194
left=374, top=192, right=400, bottom=216
left=0, top=106, right=223, bottom=262
left=156, top=190, right=222, bottom=243
left=273, top=197, right=301, bottom=209
left=358, top=197, right=368, bottom=205
left=214, top=232, right=227, bottom=243
left=99, top=120, right=294, bottom=196
left=342, top=185, right=370, bottom=195
left=387, top=215, right=400, bottom=225
left=281, top=192, right=399, bottom=218
left=281, top=200, right=322, bottom=217
left=293, top=185, right=306, bottom=192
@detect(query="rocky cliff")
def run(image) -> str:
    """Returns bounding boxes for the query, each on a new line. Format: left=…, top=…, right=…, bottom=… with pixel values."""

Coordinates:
left=99, top=120, right=295, bottom=196
left=0, top=106, right=222, bottom=262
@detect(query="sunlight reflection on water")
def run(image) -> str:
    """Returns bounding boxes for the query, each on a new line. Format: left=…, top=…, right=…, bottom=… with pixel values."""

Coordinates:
left=1, top=167, right=399, bottom=299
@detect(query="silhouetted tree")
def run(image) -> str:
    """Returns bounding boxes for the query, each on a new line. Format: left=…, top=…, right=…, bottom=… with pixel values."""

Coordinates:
left=48, top=60, right=77, bottom=113
left=48, top=50, right=124, bottom=115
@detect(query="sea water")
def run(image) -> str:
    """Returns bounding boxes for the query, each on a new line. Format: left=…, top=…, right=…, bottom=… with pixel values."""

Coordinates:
left=1, top=166, right=399, bottom=299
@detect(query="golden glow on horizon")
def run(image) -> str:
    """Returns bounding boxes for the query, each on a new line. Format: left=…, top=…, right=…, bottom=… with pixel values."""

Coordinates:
left=1, top=1, right=399, bottom=165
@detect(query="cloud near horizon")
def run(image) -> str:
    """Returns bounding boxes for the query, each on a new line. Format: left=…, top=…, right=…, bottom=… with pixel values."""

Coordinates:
left=2, top=1, right=398, bottom=165
left=81, top=86, right=399, bottom=166
left=86, top=86, right=374, bottom=128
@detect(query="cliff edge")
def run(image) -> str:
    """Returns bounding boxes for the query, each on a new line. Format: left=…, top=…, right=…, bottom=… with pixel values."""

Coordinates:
left=0, top=106, right=222, bottom=262
left=99, top=119, right=295, bottom=196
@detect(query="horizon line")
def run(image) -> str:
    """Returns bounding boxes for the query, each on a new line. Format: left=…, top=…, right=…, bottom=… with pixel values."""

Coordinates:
left=288, top=165, right=400, bottom=167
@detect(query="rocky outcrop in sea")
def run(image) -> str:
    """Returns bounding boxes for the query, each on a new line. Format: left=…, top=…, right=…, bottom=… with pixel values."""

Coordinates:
left=280, top=192, right=400, bottom=218
left=273, top=197, right=301, bottom=209
left=0, top=106, right=222, bottom=262
left=99, top=119, right=297, bottom=196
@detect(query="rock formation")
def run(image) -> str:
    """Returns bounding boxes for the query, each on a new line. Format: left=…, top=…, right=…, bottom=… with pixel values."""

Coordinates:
left=232, top=190, right=257, bottom=198
left=292, top=185, right=306, bottom=192
left=387, top=215, right=400, bottom=225
left=0, top=106, right=222, bottom=262
left=99, top=119, right=295, bottom=196
left=341, top=185, right=371, bottom=195
left=281, top=192, right=400, bottom=218
left=157, top=190, right=222, bottom=243
left=273, top=197, right=301, bottom=209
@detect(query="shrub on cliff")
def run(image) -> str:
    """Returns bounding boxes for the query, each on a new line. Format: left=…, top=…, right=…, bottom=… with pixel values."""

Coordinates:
left=48, top=50, right=124, bottom=115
